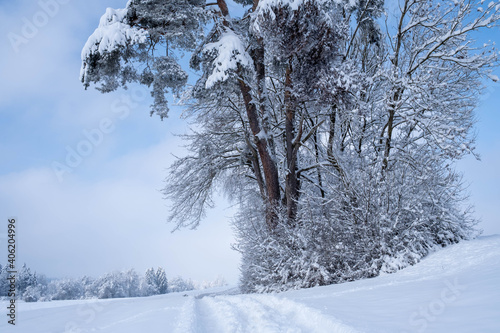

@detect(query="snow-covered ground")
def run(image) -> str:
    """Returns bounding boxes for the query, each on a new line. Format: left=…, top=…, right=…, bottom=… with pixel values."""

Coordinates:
left=1, top=235, right=499, bottom=332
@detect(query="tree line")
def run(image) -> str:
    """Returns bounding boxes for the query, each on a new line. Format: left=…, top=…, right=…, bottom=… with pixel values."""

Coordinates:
left=0, top=264, right=226, bottom=302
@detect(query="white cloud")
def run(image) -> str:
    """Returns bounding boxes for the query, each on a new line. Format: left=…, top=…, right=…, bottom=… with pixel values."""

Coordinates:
left=0, top=136, right=240, bottom=283
left=0, top=0, right=240, bottom=283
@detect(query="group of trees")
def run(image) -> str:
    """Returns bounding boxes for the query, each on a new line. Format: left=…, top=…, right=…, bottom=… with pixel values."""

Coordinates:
left=0, top=264, right=40, bottom=301
left=0, top=264, right=224, bottom=302
left=81, top=0, right=500, bottom=291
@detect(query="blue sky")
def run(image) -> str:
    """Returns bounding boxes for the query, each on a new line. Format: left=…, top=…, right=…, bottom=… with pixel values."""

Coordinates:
left=0, top=0, right=240, bottom=283
left=0, top=0, right=498, bottom=283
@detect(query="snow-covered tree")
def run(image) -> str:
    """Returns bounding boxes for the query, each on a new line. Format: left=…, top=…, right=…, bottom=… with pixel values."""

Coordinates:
left=95, top=271, right=130, bottom=299
left=17, top=263, right=37, bottom=295
left=82, top=0, right=500, bottom=291
left=144, top=267, right=168, bottom=295
left=49, top=278, right=85, bottom=300
left=196, top=275, right=228, bottom=290
left=23, top=285, right=46, bottom=302
left=168, top=276, right=195, bottom=293
left=80, top=275, right=98, bottom=298
left=124, top=269, right=141, bottom=297
left=155, top=267, right=168, bottom=294
left=0, top=264, right=9, bottom=296
left=144, top=267, right=158, bottom=295
left=80, top=0, right=208, bottom=119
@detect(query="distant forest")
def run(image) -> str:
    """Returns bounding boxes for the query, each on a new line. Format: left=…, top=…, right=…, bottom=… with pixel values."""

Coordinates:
left=0, top=264, right=226, bottom=302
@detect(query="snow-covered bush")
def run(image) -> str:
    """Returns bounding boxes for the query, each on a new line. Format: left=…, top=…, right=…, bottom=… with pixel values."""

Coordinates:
left=168, top=276, right=195, bottom=293
left=94, top=270, right=142, bottom=299
left=49, top=279, right=85, bottom=300
left=23, top=285, right=46, bottom=302
left=237, top=157, right=478, bottom=292
left=195, top=276, right=228, bottom=290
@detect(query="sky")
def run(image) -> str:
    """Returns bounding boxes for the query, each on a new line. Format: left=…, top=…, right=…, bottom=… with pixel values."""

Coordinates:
left=0, top=0, right=241, bottom=284
left=0, top=0, right=499, bottom=284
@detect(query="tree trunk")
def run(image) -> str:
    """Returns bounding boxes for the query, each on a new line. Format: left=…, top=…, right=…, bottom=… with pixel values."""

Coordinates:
left=238, top=77, right=281, bottom=230
left=383, top=88, right=402, bottom=172
left=220, top=0, right=280, bottom=230
left=284, top=62, right=300, bottom=223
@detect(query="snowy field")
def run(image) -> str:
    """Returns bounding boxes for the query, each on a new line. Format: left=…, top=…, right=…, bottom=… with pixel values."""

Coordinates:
left=1, top=235, right=499, bottom=333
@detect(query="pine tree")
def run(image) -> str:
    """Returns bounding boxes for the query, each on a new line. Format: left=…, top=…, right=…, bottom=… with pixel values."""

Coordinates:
left=17, top=263, right=37, bottom=295
left=155, top=267, right=168, bottom=294
left=144, top=267, right=158, bottom=295
left=0, top=265, right=8, bottom=296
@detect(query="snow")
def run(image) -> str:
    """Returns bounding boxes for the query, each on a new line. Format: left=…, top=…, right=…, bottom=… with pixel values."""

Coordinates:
left=81, top=7, right=148, bottom=59
left=488, top=73, right=499, bottom=82
left=203, top=30, right=253, bottom=89
left=256, top=129, right=269, bottom=141
left=1, top=235, right=500, bottom=332
left=80, top=7, right=148, bottom=80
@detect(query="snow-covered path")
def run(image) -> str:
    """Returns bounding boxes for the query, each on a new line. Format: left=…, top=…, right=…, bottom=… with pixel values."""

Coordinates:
left=175, top=293, right=357, bottom=333
left=1, top=235, right=499, bottom=332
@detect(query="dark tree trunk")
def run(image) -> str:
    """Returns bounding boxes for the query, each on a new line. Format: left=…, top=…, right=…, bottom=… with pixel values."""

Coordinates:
left=238, top=78, right=281, bottom=230
left=383, top=88, right=402, bottom=172
left=218, top=0, right=281, bottom=230
left=284, top=62, right=300, bottom=223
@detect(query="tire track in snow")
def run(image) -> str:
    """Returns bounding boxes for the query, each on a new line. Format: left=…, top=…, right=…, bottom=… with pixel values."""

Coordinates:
left=174, top=296, right=197, bottom=333
left=197, top=297, right=246, bottom=332
left=227, top=295, right=358, bottom=333
left=174, top=295, right=235, bottom=333
left=180, top=293, right=359, bottom=333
